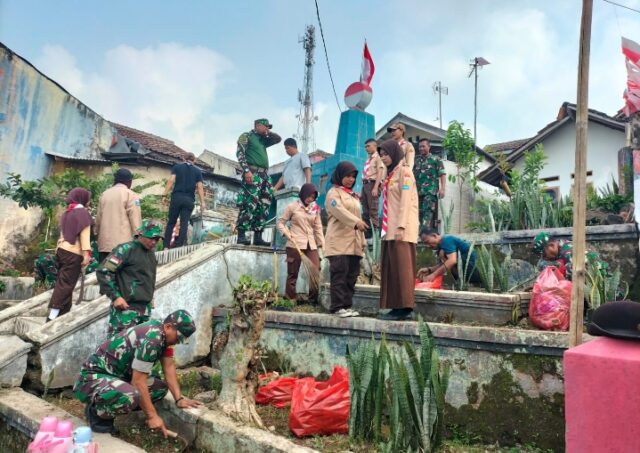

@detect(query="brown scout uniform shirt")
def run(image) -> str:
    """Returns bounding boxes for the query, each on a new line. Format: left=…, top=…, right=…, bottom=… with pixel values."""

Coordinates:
left=95, top=183, right=142, bottom=253
left=383, top=165, right=419, bottom=243
left=399, top=139, right=416, bottom=170
left=277, top=202, right=325, bottom=250
left=324, top=187, right=365, bottom=257
left=363, top=152, right=385, bottom=182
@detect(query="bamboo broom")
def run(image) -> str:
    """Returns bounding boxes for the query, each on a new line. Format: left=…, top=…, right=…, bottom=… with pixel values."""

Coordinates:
left=292, top=242, right=321, bottom=294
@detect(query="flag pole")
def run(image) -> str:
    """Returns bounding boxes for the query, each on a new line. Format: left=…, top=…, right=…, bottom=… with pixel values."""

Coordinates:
left=569, top=0, right=593, bottom=348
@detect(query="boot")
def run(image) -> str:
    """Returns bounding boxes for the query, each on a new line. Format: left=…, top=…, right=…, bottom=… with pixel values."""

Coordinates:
left=253, top=231, right=270, bottom=247
left=85, top=403, right=116, bottom=434
left=237, top=230, right=251, bottom=245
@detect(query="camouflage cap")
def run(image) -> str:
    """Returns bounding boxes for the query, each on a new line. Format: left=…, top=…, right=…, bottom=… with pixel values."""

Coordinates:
left=532, top=232, right=551, bottom=255
left=254, top=118, right=273, bottom=129
left=136, top=219, right=163, bottom=239
left=164, top=309, right=196, bottom=343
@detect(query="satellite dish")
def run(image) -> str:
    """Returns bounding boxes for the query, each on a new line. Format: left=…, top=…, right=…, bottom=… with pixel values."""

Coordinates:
left=344, top=82, right=372, bottom=111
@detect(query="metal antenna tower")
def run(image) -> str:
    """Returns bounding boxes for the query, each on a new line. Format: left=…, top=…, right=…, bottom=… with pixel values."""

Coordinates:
left=432, top=81, right=448, bottom=130
left=296, top=25, right=317, bottom=154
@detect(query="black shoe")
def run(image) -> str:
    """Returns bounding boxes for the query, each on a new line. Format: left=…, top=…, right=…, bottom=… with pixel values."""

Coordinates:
left=85, top=403, right=115, bottom=434
left=253, top=231, right=270, bottom=247
left=237, top=230, right=251, bottom=245
left=378, top=309, right=413, bottom=321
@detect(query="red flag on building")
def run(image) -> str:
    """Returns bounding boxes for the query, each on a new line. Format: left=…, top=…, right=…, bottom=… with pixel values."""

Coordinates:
left=622, top=37, right=640, bottom=116
left=360, top=42, right=375, bottom=86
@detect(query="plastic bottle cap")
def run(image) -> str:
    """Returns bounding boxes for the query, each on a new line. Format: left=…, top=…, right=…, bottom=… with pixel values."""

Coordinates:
left=54, top=420, right=74, bottom=438
left=39, top=416, right=58, bottom=432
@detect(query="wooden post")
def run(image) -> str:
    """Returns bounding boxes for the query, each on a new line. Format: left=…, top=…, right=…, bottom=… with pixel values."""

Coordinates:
left=569, top=0, right=593, bottom=348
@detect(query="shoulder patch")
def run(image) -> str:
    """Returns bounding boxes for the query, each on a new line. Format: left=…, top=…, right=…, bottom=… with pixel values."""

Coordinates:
left=330, top=199, right=337, bottom=207
left=134, top=199, right=140, bottom=206
left=238, top=133, right=249, bottom=145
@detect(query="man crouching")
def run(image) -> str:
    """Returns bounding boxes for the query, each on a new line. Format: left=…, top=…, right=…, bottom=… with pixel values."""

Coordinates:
left=73, top=310, right=201, bottom=436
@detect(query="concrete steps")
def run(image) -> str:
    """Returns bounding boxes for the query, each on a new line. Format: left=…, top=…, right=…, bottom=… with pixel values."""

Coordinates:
left=0, top=335, right=31, bottom=386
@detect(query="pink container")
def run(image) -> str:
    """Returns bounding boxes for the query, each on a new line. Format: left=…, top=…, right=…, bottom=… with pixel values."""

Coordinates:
left=54, top=420, right=74, bottom=438
left=564, top=337, right=640, bottom=452
left=27, top=416, right=58, bottom=452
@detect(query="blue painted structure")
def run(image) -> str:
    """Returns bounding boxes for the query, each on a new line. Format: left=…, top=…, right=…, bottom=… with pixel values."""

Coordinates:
left=311, top=109, right=375, bottom=208
left=0, top=43, right=114, bottom=258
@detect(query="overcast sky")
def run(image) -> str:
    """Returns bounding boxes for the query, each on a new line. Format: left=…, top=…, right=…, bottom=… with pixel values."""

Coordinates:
left=1, top=0, right=639, bottom=164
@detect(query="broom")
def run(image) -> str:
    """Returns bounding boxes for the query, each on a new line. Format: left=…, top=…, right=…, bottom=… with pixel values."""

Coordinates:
left=292, top=242, right=321, bottom=294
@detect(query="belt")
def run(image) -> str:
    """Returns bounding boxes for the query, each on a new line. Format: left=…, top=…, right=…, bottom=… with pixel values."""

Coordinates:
left=248, top=165, right=268, bottom=172
left=363, top=179, right=376, bottom=183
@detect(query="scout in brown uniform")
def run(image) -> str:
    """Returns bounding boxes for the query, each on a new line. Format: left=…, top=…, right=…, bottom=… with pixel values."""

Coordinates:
left=360, top=138, right=385, bottom=238
left=387, top=122, right=416, bottom=170
left=324, top=162, right=368, bottom=317
left=48, top=188, right=93, bottom=321
left=277, top=183, right=324, bottom=303
left=378, top=140, right=419, bottom=321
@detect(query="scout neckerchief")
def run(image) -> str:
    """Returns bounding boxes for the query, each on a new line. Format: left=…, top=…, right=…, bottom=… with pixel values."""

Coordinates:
left=334, top=185, right=360, bottom=199
left=298, top=200, right=320, bottom=216
left=381, top=166, right=399, bottom=238
left=363, top=154, right=374, bottom=181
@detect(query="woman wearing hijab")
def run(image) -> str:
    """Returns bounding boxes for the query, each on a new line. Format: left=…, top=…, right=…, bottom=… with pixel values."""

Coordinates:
left=378, top=139, right=419, bottom=321
left=324, top=162, right=368, bottom=317
left=47, top=187, right=93, bottom=321
left=277, top=183, right=325, bottom=303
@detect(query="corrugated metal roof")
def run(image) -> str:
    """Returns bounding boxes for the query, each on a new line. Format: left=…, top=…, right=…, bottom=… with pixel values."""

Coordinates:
left=46, top=151, right=110, bottom=163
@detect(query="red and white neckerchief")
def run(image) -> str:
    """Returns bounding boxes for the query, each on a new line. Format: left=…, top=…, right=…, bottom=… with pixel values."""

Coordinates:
left=335, top=185, right=360, bottom=200
left=298, top=200, right=320, bottom=216
left=363, top=155, right=373, bottom=181
left=66, top=203, right=85, bottom=212
left=381, top=167, right=397, bottom=238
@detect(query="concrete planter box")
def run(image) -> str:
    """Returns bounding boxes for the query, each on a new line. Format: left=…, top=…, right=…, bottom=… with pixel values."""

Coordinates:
left=0, top=277, right=34, bottom=301
left=320, top=283, right=530, bottom=326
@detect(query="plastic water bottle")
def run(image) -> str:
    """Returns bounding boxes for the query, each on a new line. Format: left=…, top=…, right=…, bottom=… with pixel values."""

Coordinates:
left=71, top=426, right=95, bottom=452
left=47, top=419, right=73, bottom=453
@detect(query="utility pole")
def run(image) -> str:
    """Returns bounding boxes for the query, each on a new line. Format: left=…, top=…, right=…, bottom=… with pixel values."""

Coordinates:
left=468, top=57, right=490, bottom=149
left=296, top=25, right=317, bottom=154
left=569, top=0, right=593, bottom=348
left=432, top=81, right=448, bottom=130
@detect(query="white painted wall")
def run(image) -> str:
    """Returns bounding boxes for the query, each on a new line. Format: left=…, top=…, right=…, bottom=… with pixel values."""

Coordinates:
left=512, top=120, right=625, bottom=197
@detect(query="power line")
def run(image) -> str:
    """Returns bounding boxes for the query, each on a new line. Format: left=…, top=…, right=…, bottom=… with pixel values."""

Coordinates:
left=314, top=0, right=342, bottom=114
left=602, top=0, right=640, bottom=14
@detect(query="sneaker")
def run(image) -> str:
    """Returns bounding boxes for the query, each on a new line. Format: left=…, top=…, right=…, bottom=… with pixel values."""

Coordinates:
left=346, top=308, right=360, bottom=317
left=334, top=309, right=352, bottom=318
left=85, top=403, right=115, bottom=434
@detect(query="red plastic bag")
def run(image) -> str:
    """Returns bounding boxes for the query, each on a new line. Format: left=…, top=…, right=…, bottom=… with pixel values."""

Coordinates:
left=289, top=366, right=350, bottom=437
left=255, top=376, right=298, bottom=408
left=415, top=275, right=443, bottom=290
left=529, top=267, right=572, bottom=331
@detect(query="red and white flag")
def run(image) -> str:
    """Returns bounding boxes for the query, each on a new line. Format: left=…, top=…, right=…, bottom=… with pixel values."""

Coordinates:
left=360, top=42, right=375, bottom=86
left=622, top=37, right=640, bottom=116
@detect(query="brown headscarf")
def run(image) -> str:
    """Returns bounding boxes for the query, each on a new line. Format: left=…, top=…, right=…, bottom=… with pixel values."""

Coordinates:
left=379, top=139, right=404, bottom=170
left=330, top=161, right=358, bottom=186
left=60, top=188, right=93, bottom=244
left=299, top=183, right=318, bottom=205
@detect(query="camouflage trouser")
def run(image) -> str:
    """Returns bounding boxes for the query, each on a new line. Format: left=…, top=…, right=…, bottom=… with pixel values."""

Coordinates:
left=236, top=169, right=273, bottom=232
left=74, top=371, right=168, bottom=418
left=419, top=196, right=438, bottom=228
left=108, top=304, right=151, bottom=338
left=34, top=253, right=58, bottom=289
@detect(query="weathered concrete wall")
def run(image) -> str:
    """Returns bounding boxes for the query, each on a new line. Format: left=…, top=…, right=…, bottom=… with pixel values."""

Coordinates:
left=243, top=311, right=572, bottom=451
left=0, top=44, right=114, bottom=259
left=0, top=277, right=34, bottom=300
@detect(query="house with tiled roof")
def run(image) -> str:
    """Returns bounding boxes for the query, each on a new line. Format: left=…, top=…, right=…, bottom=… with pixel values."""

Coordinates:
left=479, top=102, right=626, bottom=198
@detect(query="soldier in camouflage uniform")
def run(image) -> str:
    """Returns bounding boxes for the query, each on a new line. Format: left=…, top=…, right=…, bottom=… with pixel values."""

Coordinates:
left=532, top=232, right=609, bottom=280
left=97, top=220, right=162, bottom=337
left=34, top=241, right=100, bottom=289
left=413, top=139, right=446, bottom=228
left=236, top=118, right=281, bottom=246
left=74, top=310, right=201, bottom=435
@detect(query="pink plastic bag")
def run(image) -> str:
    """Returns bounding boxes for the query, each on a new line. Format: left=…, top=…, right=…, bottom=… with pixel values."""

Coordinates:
left=289, top=367, right=350, bottom=437
left=255, top=376, right=298, bottom=408
left=529, top=267, right=572, bottom=331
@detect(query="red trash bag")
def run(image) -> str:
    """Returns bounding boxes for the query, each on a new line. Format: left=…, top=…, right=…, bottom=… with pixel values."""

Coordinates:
left=415, top=275, right=443, bottom=290
left=255, top=376, right=298, bottom=408
left=529, top=266, right=572, bottom=331
left=289, top=366, right=350, bottom=437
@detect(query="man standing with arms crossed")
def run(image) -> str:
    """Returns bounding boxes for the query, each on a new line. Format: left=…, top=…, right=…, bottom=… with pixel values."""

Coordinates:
left=413, top=139, right=446, bottom=228
left=273, top=138, right=312, bottom=191
left=387, top=122, right=416, bottom=170
left=236, top=118, right=282, bottom=246
left=162, top=153, right=206, bottom=249
left=360, top=138, right=385, bottom=238
left=95, top=168, right=142, bottom=263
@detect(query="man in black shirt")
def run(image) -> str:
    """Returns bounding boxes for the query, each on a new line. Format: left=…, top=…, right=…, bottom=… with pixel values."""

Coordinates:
left=161, top=153, right=206, bottom=248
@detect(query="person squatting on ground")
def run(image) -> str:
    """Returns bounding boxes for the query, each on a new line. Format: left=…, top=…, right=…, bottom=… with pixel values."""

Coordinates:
left=532, top=231, right=608, bottom=281
left=162, top=152, right=205, bottom=249
left=277, top=183, right=324, bottom=303
left=236, top=118, right=282, bottom=246
left=413, top=138, right=446, bottom=229
left=387, top=122, right=416, bottom=170
left=47, top=188, right=93, bottom=321
left=324, top=162, right=368, bottom=318
left=377, top=140, right=420, bottom=321
left=74, top=310, right=201, bottom=435
left=95, top=168, right=142, bottom=263
left=273, top=137, right=312, bottom=191
left=418, top=228, right=481, bottom=284
left=360, top=138, right=385, bottom=238
left=97, top=220, right=162, bottom=337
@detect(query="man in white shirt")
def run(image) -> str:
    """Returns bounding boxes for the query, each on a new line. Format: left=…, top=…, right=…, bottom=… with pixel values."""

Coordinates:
left=273, top=138, right=312, bottom=191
